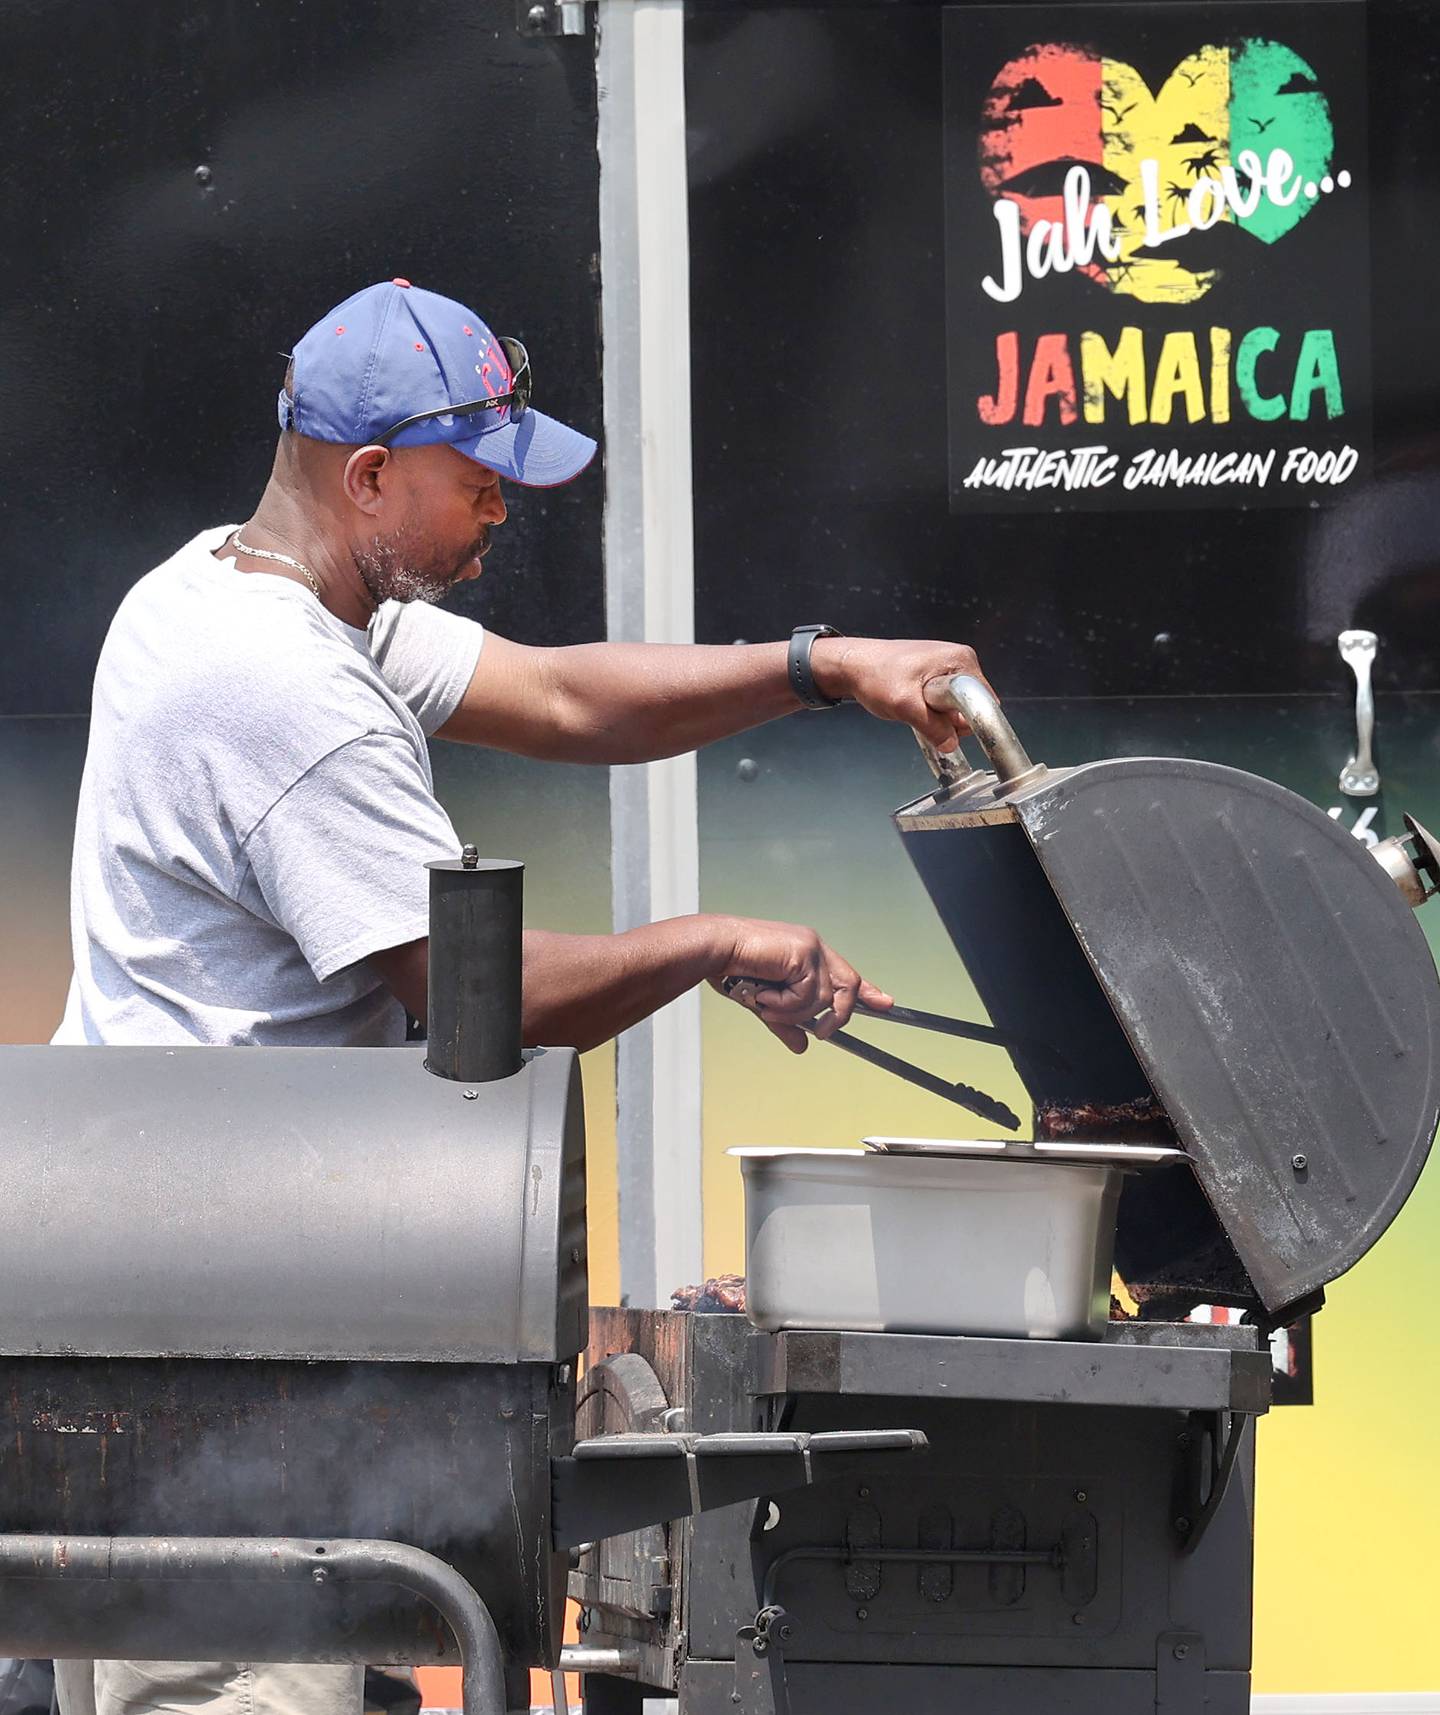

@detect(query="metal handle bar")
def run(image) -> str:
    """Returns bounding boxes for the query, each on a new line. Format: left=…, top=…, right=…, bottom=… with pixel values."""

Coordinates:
left=0, top=1535, right=505, bottom=1715
left=912, top=730, right=980, bottom=794
left=922, top=674, right=1037, bottom=785
left=559, top=1646, right=643, bottom=1677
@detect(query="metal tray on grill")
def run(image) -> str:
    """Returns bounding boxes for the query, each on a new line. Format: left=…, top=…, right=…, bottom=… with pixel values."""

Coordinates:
left=729, top=1146, right=1124, bottom=1342
left=863, top=1135, right=1186, bottom=1166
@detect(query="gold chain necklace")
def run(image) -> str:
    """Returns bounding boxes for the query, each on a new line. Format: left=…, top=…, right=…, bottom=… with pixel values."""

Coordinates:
left=230, top=531, right=321, bottom=599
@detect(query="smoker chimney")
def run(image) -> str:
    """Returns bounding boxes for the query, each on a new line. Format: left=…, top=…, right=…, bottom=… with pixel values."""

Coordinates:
left=425, top=848, right=524, bottom=1082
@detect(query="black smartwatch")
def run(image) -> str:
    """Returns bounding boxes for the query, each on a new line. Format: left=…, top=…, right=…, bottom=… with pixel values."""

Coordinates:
left=788, top=624, right=845, bottom=709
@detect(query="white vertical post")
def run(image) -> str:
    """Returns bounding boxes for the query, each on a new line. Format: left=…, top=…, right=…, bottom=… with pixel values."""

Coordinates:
left=598, top=0, right=703, bottom=1306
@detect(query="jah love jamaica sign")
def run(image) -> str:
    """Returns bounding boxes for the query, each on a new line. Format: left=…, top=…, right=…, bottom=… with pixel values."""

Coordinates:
left=943, top=1, right=1371, bottom=512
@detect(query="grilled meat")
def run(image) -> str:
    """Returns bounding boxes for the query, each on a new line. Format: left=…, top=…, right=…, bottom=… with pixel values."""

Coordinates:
left=1035, top=1096, right=1177, bottom=1144
left=670, top=1274, right=747, bottom=1314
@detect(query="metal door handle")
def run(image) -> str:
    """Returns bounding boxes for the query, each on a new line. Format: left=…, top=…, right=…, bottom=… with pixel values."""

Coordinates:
left=1338, top=630, right=1379, bottom=797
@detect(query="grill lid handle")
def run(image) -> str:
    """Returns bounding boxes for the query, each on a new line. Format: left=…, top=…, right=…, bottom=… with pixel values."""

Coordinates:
left=912, top=727, right=982, bottom=795
left=923, top=674, right=1045, bottom=789
left=551, top=1429, right=928, bottom=1548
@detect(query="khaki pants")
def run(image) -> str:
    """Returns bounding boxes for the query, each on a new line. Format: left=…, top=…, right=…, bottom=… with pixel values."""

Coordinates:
left=54, top=1661, right=364, bottom=1715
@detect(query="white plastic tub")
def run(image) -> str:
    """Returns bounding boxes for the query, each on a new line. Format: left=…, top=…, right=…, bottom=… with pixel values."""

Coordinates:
left=730, top=1147, right=1125, bottom=1341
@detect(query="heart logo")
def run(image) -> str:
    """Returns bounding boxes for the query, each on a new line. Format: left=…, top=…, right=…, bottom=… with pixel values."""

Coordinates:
left=978, top=39, right=1335, bottom=303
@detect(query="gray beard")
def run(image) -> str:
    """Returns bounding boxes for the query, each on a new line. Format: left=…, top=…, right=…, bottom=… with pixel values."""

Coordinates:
left=353, top=536, right=452, bottom=607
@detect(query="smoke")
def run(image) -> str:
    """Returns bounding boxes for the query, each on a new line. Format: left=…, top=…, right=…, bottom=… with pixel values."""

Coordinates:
left=8, top=1356, right=567, bottom=1660
left=105, top=1360, right=545, bottom=1558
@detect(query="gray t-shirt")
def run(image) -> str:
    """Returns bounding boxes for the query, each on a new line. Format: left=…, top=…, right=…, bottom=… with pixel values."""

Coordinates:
left=53, top=525, right=485, bottom=1047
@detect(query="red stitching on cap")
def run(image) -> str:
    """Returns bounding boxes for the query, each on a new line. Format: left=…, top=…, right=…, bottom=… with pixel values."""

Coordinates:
left=335, top=325, right=346, bottom=335
left=414, top=343, right=426, bottom=352
left=462, top=325, right=473, bottom=336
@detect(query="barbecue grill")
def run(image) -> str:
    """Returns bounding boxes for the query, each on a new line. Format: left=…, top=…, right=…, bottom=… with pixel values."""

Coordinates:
left=571, top=678, right=1440, bottom=1715
left=0, top=854, right=927, bottom=1715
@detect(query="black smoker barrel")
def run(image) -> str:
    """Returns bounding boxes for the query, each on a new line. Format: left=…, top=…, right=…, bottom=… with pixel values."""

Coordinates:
left=0, top=1041, right=585, bottom=1674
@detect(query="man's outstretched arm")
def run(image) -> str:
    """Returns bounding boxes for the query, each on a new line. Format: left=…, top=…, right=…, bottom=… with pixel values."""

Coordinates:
left=369, top=913, right=892, bottom=1056
left=435, top=633, right=990, bottom=763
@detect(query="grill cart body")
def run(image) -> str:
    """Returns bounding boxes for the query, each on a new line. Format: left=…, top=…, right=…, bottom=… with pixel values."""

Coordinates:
left=573, top=1310, right=1268, bottom=1715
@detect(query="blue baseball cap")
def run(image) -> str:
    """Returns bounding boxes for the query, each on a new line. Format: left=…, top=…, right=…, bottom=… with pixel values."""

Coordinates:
left=280, top=279, right=597, bottom=487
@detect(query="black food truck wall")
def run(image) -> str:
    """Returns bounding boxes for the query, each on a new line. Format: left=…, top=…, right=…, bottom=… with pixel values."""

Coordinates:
left=683, top=0, right=1440, bottom=1695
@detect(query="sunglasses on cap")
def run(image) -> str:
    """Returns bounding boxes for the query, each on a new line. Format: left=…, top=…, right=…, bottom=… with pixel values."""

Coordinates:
left=372, top=336, right=532, bottom=447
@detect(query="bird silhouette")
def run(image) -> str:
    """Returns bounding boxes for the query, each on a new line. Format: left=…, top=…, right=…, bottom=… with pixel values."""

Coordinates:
left=1004, top=77, right=1064, bottom=112
left=1250, top=115, right=1276, bottom=133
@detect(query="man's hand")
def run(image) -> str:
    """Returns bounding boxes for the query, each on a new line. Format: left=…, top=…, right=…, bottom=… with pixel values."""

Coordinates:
left=809, top=638, right=992, bottom=754
left=710, top=916, right=893, bottom=1055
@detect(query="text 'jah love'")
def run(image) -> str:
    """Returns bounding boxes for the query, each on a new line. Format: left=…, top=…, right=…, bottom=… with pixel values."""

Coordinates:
left=982, top=153, right=1349, bottom=305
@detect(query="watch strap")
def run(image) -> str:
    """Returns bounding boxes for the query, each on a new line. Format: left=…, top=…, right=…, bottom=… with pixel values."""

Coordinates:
left=788, top=624, right=844, bottom=709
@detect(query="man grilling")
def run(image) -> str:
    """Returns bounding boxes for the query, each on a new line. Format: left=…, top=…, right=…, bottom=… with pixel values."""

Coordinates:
left=54, top=278, right=985, bottom=1715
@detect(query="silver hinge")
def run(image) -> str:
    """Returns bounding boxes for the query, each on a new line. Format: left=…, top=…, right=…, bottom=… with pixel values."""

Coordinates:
left=1156, top=1632, right=1205, bottom=1715
left=517, top=0, right=588, bottom=37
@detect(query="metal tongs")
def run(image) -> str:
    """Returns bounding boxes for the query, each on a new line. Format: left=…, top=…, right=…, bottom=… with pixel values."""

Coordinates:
left=720, top=981, right=1066, bottom=1133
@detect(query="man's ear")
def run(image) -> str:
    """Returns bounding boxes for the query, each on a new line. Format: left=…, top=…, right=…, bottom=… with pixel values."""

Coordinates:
left=343, top=445, right=391, bottom=516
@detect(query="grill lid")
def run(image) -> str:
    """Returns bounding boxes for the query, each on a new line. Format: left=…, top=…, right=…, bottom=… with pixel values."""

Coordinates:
left=895, top=678, right=1440, bottom=1319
